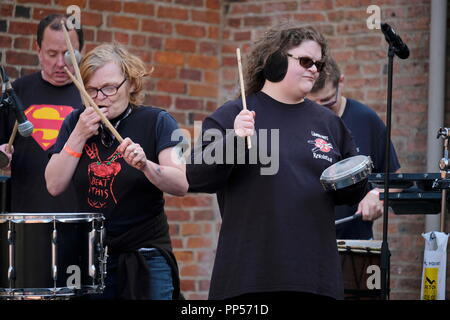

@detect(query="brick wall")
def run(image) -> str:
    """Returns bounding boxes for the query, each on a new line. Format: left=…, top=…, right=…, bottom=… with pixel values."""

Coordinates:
left=0, top=0, right=447, bottom=300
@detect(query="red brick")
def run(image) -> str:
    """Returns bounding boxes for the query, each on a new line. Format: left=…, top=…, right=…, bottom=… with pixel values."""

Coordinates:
left=234, top=31, right=252, bottom=42
left=171, top=238, right=183, bottom=249
left=175, top=0, right=203, bottom=6
left=97, top=30, right=112, bottom=42
left=0, top=35, right=12, bottom=48
left=157, top=80, right=186, bottom=94
left=108, top=15, right=139, bottom=30
left=32, top=8, right=65, bottom=20
left=17, top=0, right=50, bottom=4
left=82, top=12, right=103, bottom=27
left=123, top=2, right=155, bottom=16
left=192, top=10, right=220, bottom=24
left=181, top=223, right=202, bottom=236
left=147, top=36, right=163, bottom=49
left=166, top=210, right=190, bottom=221
left=1, top=4, right=14, bottom=17
left=208, top=26, right=220, bottom=40
left=13, top=37, right=30, bottom=50
left=154, top=51, right=185, bottom=66
left=90, top=0, right=121, bottom=12
left=175, top=98, right=203, bottom=111
left=179, top=69, right=202, bottom=81
left=54, top=0, right=87, bottom=7
left=187, top=237, right=213, bottom=249
left=204, top=71, right=218, bottom=84
left=189, top=84, right=218, bottom=98
left=157, top=6, right=189, bottom=20
left=114, top=32, right=129, bottom=45
left=206, top=0, right=220, bottom=10
left=6, top=51, right=38, bottom=66
left=83, top=28, right=95, bottom=42
left=243, top=16, right=272, bottom=27
left=193, top=210, right=215, bottom=221
left=165, top=38, right=196, bottom=53
left=8, top=22, right=37, bottom=35
left=180, top=279, right=196, bottom=292
left=292, top=13, right=326, bottom=22
left=199, top=280, right=211, bottom=291
left=174, top=250, right=194, bottom=263
left=142, top=19, right=173, bottom=34
left=175, top=24, right=206, bottom=38
left=169, top=223, right=179, bottom=236
left=188, top=55, right=219, bottom=69
left=152, top=65, right=177, bottom=79
left=180, top=265, right=210, bottom=277
left=264, top=1, right=298, bottom=12
left=131, top=34, right=146, bottom=47
left=230, top=4, right=263, bottom=14
left=144, top=94, right=172, bottom=108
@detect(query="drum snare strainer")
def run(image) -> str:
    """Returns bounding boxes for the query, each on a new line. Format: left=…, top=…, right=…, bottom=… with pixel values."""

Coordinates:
left=320, top=155, right=373, bottom=191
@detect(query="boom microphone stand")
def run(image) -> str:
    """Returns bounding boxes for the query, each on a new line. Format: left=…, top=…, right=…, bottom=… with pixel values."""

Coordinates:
left=380, top=23, right=410, bottom=300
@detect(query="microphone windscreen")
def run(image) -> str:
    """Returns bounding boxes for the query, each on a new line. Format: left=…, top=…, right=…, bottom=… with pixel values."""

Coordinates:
left=17, top=121, right=34, bottom=137
left=64, top=50, right=81, bottom=66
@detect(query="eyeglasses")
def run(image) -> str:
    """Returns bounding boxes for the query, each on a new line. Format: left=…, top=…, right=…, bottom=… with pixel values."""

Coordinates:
left=86, top=78, right=127, bottom=99
left=286, top=54, right=325, bottom=72
left=321, top=87, right=339, bottom=108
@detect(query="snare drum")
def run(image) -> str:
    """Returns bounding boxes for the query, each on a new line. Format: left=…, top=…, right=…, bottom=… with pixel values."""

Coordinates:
left=337, top=239, right=382, bottom=300
left=0, top=213, right=107, bottom=299
left=320, top=155, right=373, bottom=191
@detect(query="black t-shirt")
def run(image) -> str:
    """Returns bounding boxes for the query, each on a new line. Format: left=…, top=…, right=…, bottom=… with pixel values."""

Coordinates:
left=50, top=106, right=182, bottom=238
left=0, top=72, right=82, bottom=212
left=187, top=91, right=367, bottom=300
left=335, top=98, right=401, bottom=240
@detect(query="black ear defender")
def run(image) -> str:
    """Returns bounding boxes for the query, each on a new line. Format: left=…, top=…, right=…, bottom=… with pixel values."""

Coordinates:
left=263, top=51, right=288, bottom=83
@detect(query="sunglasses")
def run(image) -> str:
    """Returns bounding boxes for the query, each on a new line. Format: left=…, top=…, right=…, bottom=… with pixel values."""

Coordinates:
left=286, top=54, right=325, bottom=72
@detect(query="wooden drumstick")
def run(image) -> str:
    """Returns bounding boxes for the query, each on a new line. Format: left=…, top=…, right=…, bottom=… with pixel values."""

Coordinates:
left=60, top=20, right=91, bottom=109
left=7, top=121, right=18, bottom=153
left=236, top=48, right=252, bottom=149
left=64, top=67, right=124, bottom=143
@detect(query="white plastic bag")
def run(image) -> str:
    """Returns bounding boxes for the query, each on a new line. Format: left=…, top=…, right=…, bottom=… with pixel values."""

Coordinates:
left=420, top=231, right=449, bottom=300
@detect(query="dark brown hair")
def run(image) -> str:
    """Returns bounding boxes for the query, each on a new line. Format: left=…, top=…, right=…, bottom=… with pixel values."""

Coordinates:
left=243, top=23, right=328, bottom=96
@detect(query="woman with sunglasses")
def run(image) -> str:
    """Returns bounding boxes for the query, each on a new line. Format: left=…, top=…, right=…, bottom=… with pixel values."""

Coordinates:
left=45, top=44, right=188, bottom=299
left=187, top=24, right=367, bottom=300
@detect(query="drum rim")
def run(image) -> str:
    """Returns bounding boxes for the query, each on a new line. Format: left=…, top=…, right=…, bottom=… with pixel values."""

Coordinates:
left=0, top=212, right=104, bottom=223
left=0, top=285, right=103, bottom=298
left=320, top=155, right=372, bottom=182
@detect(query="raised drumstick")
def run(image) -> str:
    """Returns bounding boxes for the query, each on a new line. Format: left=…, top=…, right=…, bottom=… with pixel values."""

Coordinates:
left=64, top=67, right=124, bottom=143
left=236, top=48, right=252, bottom=149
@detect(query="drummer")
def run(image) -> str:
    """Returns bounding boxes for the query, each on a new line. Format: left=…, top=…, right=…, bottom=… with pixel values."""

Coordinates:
left=308, top=56, right=401, bottom=240
left=45, top=44, right=188, bottom=299
left=186, top=23, right=368, bottom=300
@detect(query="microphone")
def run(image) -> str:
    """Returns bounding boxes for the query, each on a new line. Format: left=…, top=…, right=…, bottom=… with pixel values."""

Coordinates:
left=381, top=23, right=410, bottom=59
left=4, top=81, right=34, bottom=137
left=64, top=49, right=81, bottom=66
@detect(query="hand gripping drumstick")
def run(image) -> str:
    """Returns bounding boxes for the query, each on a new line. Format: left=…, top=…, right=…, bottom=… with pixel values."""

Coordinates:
left=236, top=48, right=252, bottom=149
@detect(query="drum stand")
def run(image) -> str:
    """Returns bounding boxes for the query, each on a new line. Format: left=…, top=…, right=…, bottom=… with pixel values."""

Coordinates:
left=378, top=45, right=396, bottom=300
left=369, top=129, right=450, bottom=300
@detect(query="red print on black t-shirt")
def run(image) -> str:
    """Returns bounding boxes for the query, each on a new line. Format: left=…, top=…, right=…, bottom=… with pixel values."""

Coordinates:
left=85, top=143, right=122, bottom=209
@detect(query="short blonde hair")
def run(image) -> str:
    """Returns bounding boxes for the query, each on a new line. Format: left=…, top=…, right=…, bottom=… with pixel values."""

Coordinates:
left=80, top=43, right=150, bottom=105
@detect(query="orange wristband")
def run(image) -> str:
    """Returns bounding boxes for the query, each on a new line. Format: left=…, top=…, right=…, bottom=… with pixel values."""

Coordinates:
left=63, top=144, right=82, bottom=158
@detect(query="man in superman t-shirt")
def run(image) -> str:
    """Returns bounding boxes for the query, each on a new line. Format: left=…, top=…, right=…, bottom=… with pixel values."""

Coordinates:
left=0, top=14, right=83, bottom=213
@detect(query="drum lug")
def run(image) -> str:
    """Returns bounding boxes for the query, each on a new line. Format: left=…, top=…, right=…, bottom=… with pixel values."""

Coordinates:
left=88, top=229, right=96, bottom=279
left=7, top=222, right=15, bottom=283
left=51, top=223, right=57, bottom=282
